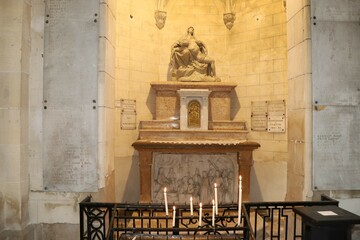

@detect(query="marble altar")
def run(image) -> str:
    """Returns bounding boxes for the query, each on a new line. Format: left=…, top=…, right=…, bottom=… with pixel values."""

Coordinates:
left=133, top=82, right=260, bottom=203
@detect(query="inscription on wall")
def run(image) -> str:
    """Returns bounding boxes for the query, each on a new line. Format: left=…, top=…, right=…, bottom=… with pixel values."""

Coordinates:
left=43, top=0, right=99, bottom=192
left=312, top=0, right=360, bottom=190
left=251, top=100, right=286, bottom=132
left=117, top=99, right=137, bottom=130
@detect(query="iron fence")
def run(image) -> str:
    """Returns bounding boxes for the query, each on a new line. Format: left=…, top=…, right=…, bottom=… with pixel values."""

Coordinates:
left=80, top=195, right=338, bottom=240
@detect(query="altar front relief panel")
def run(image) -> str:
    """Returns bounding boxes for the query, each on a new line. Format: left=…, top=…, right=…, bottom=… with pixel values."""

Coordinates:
left=152, top=153, right=238, bottom=204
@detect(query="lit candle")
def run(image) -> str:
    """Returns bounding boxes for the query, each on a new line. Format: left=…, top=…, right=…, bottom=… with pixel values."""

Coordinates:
left=198, top=203, right=202, bottom=227
left=190, top=196, right=194, bottom=216
left=212, top=199, right=215, bottom=227
left=164, top=187, right=168, bottom=216
left=237, top=176, right=242, bottom=225
left=214, top=183, right=218, bottom=215
left=172, top=206, right=176, bottom=227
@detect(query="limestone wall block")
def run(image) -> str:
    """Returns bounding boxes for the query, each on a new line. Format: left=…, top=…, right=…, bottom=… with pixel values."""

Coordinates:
left=247, top=85, right=274, bottom=97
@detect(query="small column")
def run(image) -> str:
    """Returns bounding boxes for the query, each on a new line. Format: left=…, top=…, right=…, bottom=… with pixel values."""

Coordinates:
left=177, top=89, right=211, bottom=131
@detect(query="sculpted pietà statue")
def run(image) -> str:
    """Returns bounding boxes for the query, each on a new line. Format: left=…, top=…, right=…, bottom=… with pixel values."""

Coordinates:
left=170, top=27, right=220, bottom=82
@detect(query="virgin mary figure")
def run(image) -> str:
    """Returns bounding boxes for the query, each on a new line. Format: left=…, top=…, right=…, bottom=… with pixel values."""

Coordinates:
left=170, top=27, right=220, bottom=82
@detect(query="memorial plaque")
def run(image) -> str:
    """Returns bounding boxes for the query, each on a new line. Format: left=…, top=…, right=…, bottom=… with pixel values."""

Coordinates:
left=251, top=115, right=267, bottom=131
left=251, top=101, right=268, bottom=116
left=267, top=100, right=286, bottom=133
left=43, top=0, right=99, bottom=192
left=312, top=0, right=360, bottom=190
left=268, top=100, right=286, bottom=116
left=251, top=101, right=268, bottom=131
left=120, top=99, right=136, bottom=110
left=120, top=99, right=136, bottom=130
left=121, top=110, right=137, bottom=130
left=267, top=116, right=285, bottom=132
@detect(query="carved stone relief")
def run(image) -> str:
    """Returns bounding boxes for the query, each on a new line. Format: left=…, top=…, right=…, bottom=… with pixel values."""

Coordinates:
left=151, top=153, right=238, bottom=204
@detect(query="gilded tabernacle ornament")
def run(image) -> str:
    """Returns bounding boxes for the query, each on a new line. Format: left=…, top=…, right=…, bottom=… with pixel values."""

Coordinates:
left=187, top=100, right=201, bottom=128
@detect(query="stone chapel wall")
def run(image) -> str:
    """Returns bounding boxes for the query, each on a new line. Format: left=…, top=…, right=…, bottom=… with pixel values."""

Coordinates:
left=114, top=0, right=288, bottom=202
left=114, top=0, right=159, bottom=202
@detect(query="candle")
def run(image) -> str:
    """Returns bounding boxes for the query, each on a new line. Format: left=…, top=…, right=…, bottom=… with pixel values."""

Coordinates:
left=164, top=187, right=168, bottom=216
left=212, top=199, right=215, bottom=227
left=190, top=196, right=194, bottom=216
left=214, top=183, right=218, bottom=215
left=237, top=176, right=242, bottom=225
left=172, top=206, right=176, bottom=227
left=198, top=203, right=202, bottom=227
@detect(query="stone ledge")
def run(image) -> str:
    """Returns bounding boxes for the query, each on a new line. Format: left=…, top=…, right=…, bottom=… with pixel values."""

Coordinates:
left=138, top=129, right=248, bottom=141
left=140, top=120, right=247, bottom=131
left=151, top=81, right=237, bottom=92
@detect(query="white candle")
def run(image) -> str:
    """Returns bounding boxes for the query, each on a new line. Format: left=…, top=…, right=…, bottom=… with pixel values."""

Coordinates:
left=237, top=176, right=242, bottom=225
left=190, top=196, right=194, bottom=216
left=212, top=199, right=215, bottom=227
left=214, top=183, right=218, bottom=215
left=172, top=206, right=176, bottom=227
left=164, top=187, right=168, bottom=216
left=198, top=203, right=202, bottom=227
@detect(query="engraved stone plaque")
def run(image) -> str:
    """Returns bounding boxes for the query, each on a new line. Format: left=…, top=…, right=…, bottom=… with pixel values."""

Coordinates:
left=43, top=0, right=99, bottom=192
left=268, top=100, right=286, bottom=116
left=251, top=101, right=268, bottom=116
left=120, top=99, right=136, bottom=110
left=121, top=110, right=137, bottom=130
left=267, top=116, right=285, bottom=132
left=251, top=115, right=267, bottom=131
left=267, top=100, right=286, bottom=133
left=251, top=101, right=268, bottom=131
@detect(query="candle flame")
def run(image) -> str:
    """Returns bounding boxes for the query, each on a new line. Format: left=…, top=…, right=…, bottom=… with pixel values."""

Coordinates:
left=200, top=202, right=202, bottom=207
left=164, top=187, right=167, bottom=192
left=212, top=199, right=215, bottom=205
left=173, top=206, right=176, bottom=210
left=214, top=183, right=217, bottom=187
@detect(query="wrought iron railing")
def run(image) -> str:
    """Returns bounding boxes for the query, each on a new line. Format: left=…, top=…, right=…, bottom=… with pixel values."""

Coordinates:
left=80, top=195, right=338, bottom=240
left=242, top=195, right=338, bottom=240
left=80, top=198, right=250, bottom=240
left=80, top=196, right=115, bottom=240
